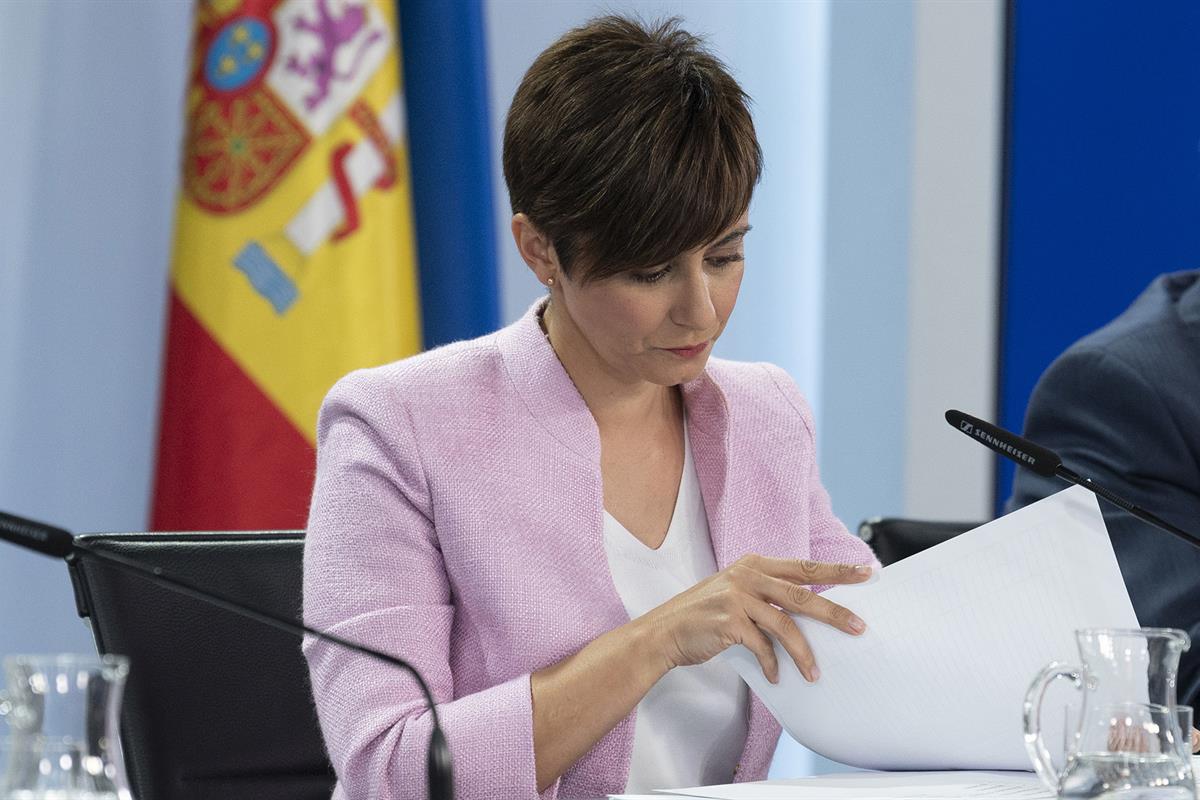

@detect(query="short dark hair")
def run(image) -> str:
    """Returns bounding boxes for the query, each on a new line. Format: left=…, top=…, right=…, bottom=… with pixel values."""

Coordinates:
left=502, top=15, right=762, bottom=283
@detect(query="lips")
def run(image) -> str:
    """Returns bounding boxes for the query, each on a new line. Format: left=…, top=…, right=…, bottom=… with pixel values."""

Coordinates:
left=663, top=342, right=708, bottom=358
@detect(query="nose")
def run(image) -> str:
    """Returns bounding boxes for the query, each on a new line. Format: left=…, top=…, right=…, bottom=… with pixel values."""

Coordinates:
left=670, top=258, right=718, bottom=332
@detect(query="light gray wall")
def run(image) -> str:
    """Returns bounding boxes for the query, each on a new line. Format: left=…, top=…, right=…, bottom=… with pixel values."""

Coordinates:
left=816, top=0, right=915, bottom=533
left=0, top=1, right=191, bottom=657
left=904, top=0, right=1003, bottom=522
left=818, top=0, right=1003, bottom=531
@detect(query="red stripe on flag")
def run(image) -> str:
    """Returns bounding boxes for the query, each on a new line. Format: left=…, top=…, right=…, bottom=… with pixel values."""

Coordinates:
left=152, top=292, right=315, bottom=531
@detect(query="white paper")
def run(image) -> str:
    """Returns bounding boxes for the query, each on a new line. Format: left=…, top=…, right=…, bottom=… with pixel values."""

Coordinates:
left=657, top=770, right=1052, bottom=799
left=720, top=486, right=1139, bottom=770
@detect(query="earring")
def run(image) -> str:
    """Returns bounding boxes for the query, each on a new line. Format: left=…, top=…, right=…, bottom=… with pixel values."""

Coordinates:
left=546, top=276, right=555, bottom=287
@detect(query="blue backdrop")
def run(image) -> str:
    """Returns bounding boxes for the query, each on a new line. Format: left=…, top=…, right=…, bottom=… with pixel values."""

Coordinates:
left=997, top=0, right=1200, bottom=510
left=400, top=0, right=500, bottom=347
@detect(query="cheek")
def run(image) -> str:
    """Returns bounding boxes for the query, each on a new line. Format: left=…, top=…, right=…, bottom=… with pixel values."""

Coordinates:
left=713, top=268, right=744, bottom=322
left=580, top=290, right=658, bottom=348
left=613, top=296, right=667, bottom=343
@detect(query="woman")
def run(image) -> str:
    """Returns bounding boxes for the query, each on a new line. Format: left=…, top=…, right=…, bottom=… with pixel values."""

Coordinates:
left=304, top=16, right=878, bottom=800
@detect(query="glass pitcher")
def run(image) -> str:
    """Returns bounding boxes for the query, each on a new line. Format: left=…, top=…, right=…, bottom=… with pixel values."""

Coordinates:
left=0, top=654, right=133, bottom=800
left=1024, top=628, right=1194, bottom=799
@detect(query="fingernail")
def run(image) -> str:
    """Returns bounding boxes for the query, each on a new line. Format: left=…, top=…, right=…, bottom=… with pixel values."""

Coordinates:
left=809, top=666, right=821, bottom=683
left=849, top=616, right=867, bottom=634
left=771, top=671, right=780, bottom=685
left=854, top=565, right=873, bottom=577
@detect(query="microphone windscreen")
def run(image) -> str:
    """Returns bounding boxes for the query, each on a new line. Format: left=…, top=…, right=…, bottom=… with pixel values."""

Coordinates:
left=944, top=409, right=1062, bottom=478
left=0, top=511, right=76, bottom=558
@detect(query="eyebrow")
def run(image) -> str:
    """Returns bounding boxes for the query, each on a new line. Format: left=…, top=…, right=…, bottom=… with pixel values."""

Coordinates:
left=709, top=225, right=753, bottom=249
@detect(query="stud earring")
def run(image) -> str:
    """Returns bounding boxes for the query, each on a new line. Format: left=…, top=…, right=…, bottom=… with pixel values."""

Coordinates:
left=546, top=276, right=555, bottom=287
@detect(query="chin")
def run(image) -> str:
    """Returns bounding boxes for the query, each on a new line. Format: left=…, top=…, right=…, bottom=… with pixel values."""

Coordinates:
left=655, top=361, right=710, bottom=387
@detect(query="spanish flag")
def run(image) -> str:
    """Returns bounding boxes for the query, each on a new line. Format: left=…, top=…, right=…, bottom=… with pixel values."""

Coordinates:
left=153, top=0, right=420, bottom=530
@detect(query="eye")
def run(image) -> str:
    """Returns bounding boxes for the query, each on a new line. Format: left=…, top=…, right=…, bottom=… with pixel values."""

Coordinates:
left=705, top=253, right=744, bottom=268
left=630, top=265, right=671, bottom=284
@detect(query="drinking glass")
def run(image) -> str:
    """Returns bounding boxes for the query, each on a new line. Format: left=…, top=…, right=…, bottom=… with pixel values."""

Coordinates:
left=0, top=654, right=132, bottom=800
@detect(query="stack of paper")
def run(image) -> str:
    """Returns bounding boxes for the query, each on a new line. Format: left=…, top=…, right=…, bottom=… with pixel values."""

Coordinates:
left=719, top=486, right=1138, bottom=771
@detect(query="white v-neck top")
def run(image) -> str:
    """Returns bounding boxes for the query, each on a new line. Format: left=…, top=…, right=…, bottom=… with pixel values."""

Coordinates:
left=601, top=425, right=749, bottom=793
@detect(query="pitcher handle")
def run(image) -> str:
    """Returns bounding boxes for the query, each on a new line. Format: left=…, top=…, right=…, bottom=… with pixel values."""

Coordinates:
left=1024, top=661, right=1083, bottom=791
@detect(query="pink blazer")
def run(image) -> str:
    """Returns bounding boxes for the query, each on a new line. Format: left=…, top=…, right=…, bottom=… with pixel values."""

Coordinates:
left=303, top=301, right=878, bottom=800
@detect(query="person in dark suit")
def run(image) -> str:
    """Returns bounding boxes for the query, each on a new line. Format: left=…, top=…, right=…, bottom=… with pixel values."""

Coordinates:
left=1008, top=269, right=1200, bottom=706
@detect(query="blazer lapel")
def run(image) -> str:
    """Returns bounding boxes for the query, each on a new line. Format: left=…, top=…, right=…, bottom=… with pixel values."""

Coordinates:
left=683, top=368, right=783, bottom=779
left=681, top=372, right=734, bottom=567
left=496, top=299, right=601, bottom=463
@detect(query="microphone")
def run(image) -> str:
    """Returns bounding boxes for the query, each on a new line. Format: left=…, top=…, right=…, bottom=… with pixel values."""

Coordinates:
left=945, top=409, right=1200, bottom=551
left=945, top=409, right=1061, bottom=478
left=0, top=510, right=454, bottom=800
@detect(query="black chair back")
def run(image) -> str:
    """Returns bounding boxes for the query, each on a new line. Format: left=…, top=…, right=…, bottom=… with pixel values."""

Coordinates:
left=857, top=517, right=984, bottom=566
left=67, top=531, right=335, bottom=800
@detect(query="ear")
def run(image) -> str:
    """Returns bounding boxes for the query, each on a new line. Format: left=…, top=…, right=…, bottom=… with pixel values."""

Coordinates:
left=511, top=213, right=560, bottom=285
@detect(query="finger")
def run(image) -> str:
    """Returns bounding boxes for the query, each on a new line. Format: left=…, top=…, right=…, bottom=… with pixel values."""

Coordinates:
left=1191, top=727, right=1199, bottom=753
left=737, top=618, right=780, bottom=684
left=756, top=556, right=873, bottom=587
left=746, top=599, right=818, bottom=682
left=756, top=574, right=867, bottom=635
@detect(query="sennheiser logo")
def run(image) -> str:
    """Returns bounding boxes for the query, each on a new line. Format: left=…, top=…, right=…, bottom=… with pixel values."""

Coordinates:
left=972, top=427, right=1036, bottom=466
left=959, top=421, right=974, bottom=434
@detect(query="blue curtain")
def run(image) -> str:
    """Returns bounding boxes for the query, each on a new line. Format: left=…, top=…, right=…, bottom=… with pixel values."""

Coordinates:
left=399, top=0, right=500, bottom=348
left=997, top=0, right=1200, bottom=510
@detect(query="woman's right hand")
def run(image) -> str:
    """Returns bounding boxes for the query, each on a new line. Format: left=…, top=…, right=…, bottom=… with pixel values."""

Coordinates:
left=638, top=555, right=873, bottom=684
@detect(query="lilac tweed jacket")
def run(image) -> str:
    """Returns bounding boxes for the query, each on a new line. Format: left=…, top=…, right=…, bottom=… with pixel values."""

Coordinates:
left=303, top=301, right=878, bottom=800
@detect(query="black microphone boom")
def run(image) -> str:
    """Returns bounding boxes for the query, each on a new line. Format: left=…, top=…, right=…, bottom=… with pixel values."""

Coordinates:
left=0, top=510, right=454, bottom=800
left=945, top=409, right=1200, bottom=551
left=0, top=510, right=75, bottom=557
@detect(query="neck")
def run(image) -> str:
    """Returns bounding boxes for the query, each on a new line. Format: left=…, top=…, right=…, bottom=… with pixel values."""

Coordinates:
left=542, top=299, right=681, bottom=432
